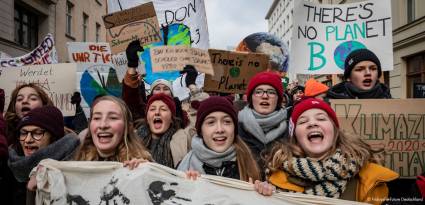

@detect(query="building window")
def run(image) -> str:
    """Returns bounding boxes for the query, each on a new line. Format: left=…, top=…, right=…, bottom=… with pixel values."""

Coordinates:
left=407, top=0, right=415, bottom=23
left=406, top=52, right=425, bottom=98
left=96, top=23, right=101, bottom=42
left=14, top=5, right=38, bottom=49
left=83, top=13, right=89, bottom=41
left=66, top=1, right=73, bottom=36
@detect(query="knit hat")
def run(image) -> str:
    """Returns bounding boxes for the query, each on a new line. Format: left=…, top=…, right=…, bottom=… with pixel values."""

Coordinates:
left=344, top=48, right=382, bottom=80
left=146, top=93, right=176, bottom=116
left=289, top=85, right=305, bottom=96
left=246, top=71, right=284, bottom=106
left=195, top=96, right=238, bottom=136
left=304, top=78, right=329, bottom=97
left=17, top=106, right=65, bottom=138
left=151, top=79, right=173, bottom=95
left=289, top=98, right=339, bottom=137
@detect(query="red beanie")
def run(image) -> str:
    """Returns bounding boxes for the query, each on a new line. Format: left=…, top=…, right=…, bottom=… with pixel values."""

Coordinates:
left=17, top=106, right=65, bottom=138
left=246, top=71, right=283, bottom=106
left=289, top=98, right=339, bottom=137
left=146, top=94, right=176, bottom=116
left=195, top=96, right=237, bottom=136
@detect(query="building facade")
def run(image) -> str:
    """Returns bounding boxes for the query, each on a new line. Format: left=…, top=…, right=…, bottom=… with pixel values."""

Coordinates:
left=0, top=0, right=107, bottom=63
left=266, top=0, right=425, bottom=98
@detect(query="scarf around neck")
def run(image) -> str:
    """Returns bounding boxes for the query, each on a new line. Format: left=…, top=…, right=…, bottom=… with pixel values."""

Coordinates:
left=344, top=81, right=391, bottom=99
left=8, top=133, right=80, bottom=182
left=238, top=106, right=288, bottom=144
left=138, top=124, right=176, bottom=168
left=282, top=149, right=362, bottom=198
left=177, top=136, right=236, bottom=174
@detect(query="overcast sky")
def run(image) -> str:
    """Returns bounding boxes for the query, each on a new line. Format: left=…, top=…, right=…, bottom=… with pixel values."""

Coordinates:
left=204, top=0, right=274, bottom=49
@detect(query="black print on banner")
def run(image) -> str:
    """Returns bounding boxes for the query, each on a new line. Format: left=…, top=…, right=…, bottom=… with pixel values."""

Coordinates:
left=99, top=177, right=130, bottom=205
left=67, top=194, right=90, bottom=205
left=147, top=181, right=192, bottom=205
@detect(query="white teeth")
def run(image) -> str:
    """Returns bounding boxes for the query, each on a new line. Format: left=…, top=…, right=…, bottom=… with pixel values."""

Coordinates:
left=213, top=137, right=226, bottom=141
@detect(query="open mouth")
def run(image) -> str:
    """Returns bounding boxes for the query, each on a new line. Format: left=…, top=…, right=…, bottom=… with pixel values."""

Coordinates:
left=21, top=107, right=31, bottom=115
left=259, top=102, right=270, bottom=107
left=307, top=131, right=323, bottom=142
left=212, top=136, right=227, bottom=144
left=97, top=132, right=113, bottom=143
left=24, top=145, right=39, bottom=154
left=362, top=79, right=372, bottom=87
left=153, top=118, right=163, bottom=129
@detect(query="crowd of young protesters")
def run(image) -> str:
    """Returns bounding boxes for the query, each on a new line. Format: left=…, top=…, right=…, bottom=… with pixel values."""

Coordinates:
left=1, top=40, right=424, bottom=205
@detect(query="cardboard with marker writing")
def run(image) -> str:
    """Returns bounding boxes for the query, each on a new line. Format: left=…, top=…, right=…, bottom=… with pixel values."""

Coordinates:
left=150, top=45, right=213, bottom=75
left=103, top=2, right=162, bottom=54
left=0, top=63, right=77, bottom=116
left=203, top=49, right=268, bottom=94
left=330, top=99, right=425, bottom=178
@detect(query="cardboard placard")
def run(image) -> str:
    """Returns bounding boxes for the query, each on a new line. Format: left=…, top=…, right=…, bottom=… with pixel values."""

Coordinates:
left=103, top=2, right=162, bottom=54
left=203, top=50, right=268, bottom=94
left=330, top=99, right=425, bottom=178
left=67, top=42, right=122, bottom=116
left=150, top=45, right=213, bottom=75
left=107, top=0, right=210, bottom=49
left=0, top=33, right=58, bottom=67
left=0, top=63, right=77, bottom=116
left=289, top=0, right=393, bottom=75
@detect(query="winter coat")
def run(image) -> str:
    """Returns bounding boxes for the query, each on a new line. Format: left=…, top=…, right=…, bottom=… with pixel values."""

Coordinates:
left=170, top=129, right=192, bottom=167
left=238, top=122, right=287, bottom=177
left=269, top=163, right=399, bottom=205
left=327, top=81, right=392, bottom=99
left=203, top=161, right=240, bottom=180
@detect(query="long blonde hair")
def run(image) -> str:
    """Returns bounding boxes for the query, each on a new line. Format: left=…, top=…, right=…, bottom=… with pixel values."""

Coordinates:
left=74, top=96, right=152, bottom=162
left=268, top=123, right=383, bottom=173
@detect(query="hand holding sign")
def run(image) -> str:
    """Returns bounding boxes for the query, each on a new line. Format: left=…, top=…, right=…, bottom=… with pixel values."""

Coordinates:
left=126, top=40, right=144, bottom=68
left=180, top=65, right=198, bottom=87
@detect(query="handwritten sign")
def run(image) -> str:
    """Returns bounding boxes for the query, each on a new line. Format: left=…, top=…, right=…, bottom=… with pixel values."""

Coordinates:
left=150, top=45, right=213, bottom=75
left=0, top=33, right=58, bottom=67
left=0, top=64, right=77, bottom=116
left=203, top=50, right=268, bottom=94
left=330, top=99, right=425, bottom=178
left=289, top=0, right=393, bottom=75
left=107, top=0, right=210, bottom=49
left=67, top=42, right=122, bottom=115
left=103, top=2, right=162, bottom=54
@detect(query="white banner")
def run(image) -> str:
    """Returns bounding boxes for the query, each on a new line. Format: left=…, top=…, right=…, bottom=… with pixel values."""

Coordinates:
left=0, top=33, right=58, bottom=67
left=0, top=64, right=76, bottom=116
left=35, top=159, right=366, bottom=205
left=289, top=0, right=393, bottom=75
left=67, top=42, right=122, bottom=115
left=107, top=0, right=210, bottom=49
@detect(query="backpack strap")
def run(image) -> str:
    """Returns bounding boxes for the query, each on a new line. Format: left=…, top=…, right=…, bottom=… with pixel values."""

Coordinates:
left=340, top=175, right=359, bottom=201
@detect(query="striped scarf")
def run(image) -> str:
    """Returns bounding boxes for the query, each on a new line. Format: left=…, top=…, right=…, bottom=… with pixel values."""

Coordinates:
left=282, top=149, right=361, bottom=198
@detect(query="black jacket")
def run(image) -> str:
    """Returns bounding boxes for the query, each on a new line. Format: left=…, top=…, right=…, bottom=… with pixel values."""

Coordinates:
left=203, top=161, right=240, bottom=180
left=327, top=81, right=392, bottom=99
left=238, top=123, right=287, bottom=179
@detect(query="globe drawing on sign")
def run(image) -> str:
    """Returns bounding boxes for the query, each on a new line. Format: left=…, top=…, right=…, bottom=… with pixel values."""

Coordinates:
left=229, top=67, right=240, bottom=78
left=333, top=41, right=366, bottom=70
left=236, top=32, right=289, bottom=72
left=141, top=23, right=192, bottom=85
left=80, top=65, right=122, bottom=106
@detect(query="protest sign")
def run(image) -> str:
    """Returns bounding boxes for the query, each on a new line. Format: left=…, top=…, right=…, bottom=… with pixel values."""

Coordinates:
left=103, top=2, right=162, bottom=54
left=67, top=42, right=122, bottom=112
left=0, top=64, right=76, bottom=116
left=330, top=99, right=425, bottom=178
left=203, top=50, right=268, bottom=94
left=36, top=159, right=365, bottom=205
left=0, top=33, right=58, bottom=67
left=289, top=0, right=393, bottom=75
left=107, top=0, right=210, bottom=49
left=150, top=45, right=213, bottom=75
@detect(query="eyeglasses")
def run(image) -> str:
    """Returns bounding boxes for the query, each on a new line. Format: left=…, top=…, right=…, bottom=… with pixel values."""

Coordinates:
left=253, top=89, right=277, bottom=97
left=19, top=129, right=46, bottom=141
